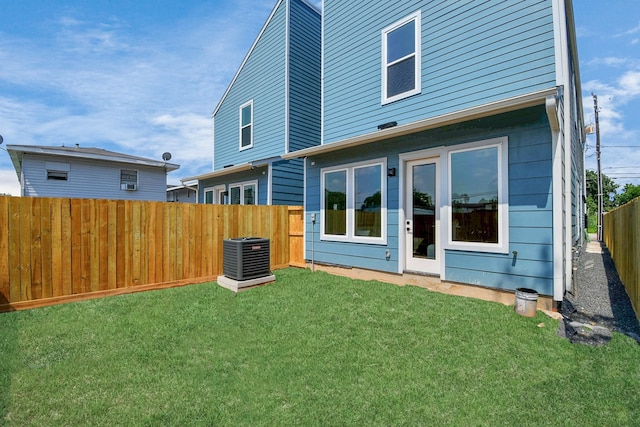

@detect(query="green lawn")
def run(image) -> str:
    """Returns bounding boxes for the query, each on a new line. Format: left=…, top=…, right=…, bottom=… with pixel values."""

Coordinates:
left=1, top=268, right=638, bottom=426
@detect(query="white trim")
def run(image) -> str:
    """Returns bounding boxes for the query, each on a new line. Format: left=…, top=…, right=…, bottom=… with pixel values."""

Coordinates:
left=404, top=156, right=440, bottom=275
left=211, top=117, right=216, bottom=170
left=181, top=156, right=279, bottom=182
left=120, top=168, right=139, bottom=191
left=212, top=0, right=284, bottom=118
left=320, top=0, right=325, bottom=145
left=204, top=184, right=226, bottom=205
left=398, top=146, right=447, bottom=277
left=6, top=145, right=179, bottom=172
left=203, top=186, right=215, bottom=204
left=444, top=137, right=510, bottom=254
left=228, top=179, right=259, bottom=205
left=552, top=0, right=567, bottom=87
left=283, top=87, right=558, bottom=160
left=284, top=0, right=290, bottom=154
left=239, top=100, right=254, bottom=151
left=303, top=157, right=308, bottom=261
left=381, top=10, right=422, bottom=104
left=320, top=158, right=387, bottom=245
left=267, top=164, right=273, bottom=205
left=211, top=0, right=321, bottom=119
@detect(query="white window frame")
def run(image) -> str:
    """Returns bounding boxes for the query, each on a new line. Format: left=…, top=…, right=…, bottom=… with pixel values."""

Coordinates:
left=120, top=169, right=138, bottom=191
left=445, top=137, right=509, bottom=254
left=239, top=100, right=253, bottom=151
left=381, top=10, right=422, bottom=105
left=45, top=161, right=70, bottom=181
left=203, top=187, right=214, bottom=204
left=228, top=180, right=258, bottom=205
left=321, top=158, right=387, bottom=244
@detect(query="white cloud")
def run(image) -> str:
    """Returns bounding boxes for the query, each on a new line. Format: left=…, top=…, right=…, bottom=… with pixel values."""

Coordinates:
left=587, top=57, right=635, bottom=67
left=621, top=21, right=640, bottom=36
left=0, top=1, right=276, bottom=193
left=582, top=70, right=640, bottom=187
left=0, top=168, right=20, bottom=196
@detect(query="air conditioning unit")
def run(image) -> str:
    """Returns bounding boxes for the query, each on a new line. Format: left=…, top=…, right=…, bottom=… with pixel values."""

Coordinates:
left=223, top=237, right=270, bottom=281
left=122, top=183, right=137, bottom=191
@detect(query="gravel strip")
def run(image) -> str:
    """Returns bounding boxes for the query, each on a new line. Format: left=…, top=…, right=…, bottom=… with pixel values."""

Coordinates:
left=559, top=235, right=640, bottom=345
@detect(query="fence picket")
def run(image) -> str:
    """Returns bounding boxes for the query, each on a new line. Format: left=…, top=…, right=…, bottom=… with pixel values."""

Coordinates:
left=0, top=196, right=303, bottom=310
left=604, top=197, right=640, bottom=320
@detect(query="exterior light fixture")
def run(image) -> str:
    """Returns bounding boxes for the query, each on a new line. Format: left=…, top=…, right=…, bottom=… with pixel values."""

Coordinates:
left=377, top=121, right=397, bottom=130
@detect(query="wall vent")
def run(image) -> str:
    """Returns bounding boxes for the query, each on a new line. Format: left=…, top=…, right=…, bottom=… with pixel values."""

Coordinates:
left=223, top=237, right=270, bottom=281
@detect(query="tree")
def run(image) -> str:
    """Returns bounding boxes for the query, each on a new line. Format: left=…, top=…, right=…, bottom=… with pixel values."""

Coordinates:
left=585, top=170, right=618, bottom=211
left=615, top=183, right=640, bottom=206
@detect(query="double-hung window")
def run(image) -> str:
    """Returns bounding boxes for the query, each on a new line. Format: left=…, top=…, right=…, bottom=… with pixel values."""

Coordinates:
left=382, top=11, right=421, bottom=104
left=239, top=100, right=253, bottom=150
left=321, top=159, right=386, bottom=243
left=229, top=180, right=257, bottom=205
left=447, top=137, right=509, bottom=253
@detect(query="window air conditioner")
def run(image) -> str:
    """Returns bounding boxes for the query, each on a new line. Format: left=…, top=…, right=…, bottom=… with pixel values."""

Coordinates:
left=122, top=183, right=137, bottom=191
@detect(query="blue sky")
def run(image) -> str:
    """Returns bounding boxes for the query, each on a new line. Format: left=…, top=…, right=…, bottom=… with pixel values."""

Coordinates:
left=0, top=1, right=638, bottom=196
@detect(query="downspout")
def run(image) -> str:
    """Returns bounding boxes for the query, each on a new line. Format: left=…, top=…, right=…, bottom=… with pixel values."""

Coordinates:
left=546, top=93, right=565, bottom=302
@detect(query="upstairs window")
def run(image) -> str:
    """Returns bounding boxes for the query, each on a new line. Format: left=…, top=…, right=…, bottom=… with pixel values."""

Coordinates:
left=239, top=100, right=253, bottom=150
left=120, top=169, right=138, bottom=191
left=382, top=11, right=421, bottom=104
left=47, top=170, right=68, bottom=181
left=45, top=161, right=70, bottom=181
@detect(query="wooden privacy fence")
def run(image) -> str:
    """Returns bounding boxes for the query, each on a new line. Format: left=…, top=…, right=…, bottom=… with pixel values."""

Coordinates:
left=0, top=196, right=304, bottom=310
left=604, top=197, right=640, bottom=320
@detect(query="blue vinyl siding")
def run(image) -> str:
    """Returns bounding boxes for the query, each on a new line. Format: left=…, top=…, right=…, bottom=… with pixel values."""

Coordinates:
left=272, top=159, right=304, bottom=205
left=198, top=166, right=269, bottom=205
left=288, top=0, right=321, bottom=152
left=213, top=1, right=287, bottom=170
left=206, top=0, right=319, bottom=204
left=22, top=154, right=169, bottom=201
left=306, top=106, right=556, bottom=294
left=322, top=0, right=556, bottom=144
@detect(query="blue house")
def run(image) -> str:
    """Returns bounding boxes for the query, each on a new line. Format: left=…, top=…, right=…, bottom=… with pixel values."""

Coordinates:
left=283, top=0, right=585, bottom=309
left=182, top=0, right=321, bottom=206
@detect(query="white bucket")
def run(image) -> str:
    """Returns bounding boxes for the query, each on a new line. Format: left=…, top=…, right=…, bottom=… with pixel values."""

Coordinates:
left=514, top=288, right=539, bottom=317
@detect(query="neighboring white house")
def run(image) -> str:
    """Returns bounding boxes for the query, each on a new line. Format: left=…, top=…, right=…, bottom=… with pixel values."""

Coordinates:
left=7, top=144, right=180, bottom=201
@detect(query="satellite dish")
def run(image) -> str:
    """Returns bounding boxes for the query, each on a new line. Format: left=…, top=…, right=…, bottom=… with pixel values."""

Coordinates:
left=0, top=135, right=3, bottom=145
left=162, top=152, right=172, bottom=161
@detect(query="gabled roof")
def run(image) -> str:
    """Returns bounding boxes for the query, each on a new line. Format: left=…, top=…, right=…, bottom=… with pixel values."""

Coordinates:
left=6, top=144, right=180, bottom=179
left=211, top=0, right=321, bottom=118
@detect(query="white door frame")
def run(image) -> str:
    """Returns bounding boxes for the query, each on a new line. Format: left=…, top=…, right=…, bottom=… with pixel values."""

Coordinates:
left=398, top=147, right=446, bottom=277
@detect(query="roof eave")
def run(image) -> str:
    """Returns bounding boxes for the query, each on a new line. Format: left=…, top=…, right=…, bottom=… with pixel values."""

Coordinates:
left=283, top=87, right=559, bottom=159
left=181, top=163, right=253, bottom=183
left=5, top=145, right=180, bottom=171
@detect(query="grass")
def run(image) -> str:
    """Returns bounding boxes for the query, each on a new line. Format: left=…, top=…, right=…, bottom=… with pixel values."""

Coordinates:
left=1, top=268, right=639, bottom=426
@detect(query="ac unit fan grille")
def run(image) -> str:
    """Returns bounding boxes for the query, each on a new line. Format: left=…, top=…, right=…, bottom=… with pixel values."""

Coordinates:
left=223, top=238, right=270, bottom=280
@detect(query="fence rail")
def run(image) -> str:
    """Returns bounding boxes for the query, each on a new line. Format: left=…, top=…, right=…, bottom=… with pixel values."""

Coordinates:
left=0, top=196, right=304, bottom=310
left=604, top=197, right=640, bottom=320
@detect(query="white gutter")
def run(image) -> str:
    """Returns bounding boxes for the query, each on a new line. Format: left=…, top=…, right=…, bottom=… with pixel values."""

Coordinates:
left=180, top=156, right=280, bottom=184
left=181, top=163, right=254, bottom=183
left=6, top=145, right=180, bottom=171
left=283, top=87, right=558, bottom=159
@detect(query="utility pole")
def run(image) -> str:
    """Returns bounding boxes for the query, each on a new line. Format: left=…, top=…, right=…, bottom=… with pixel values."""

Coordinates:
left=593, top=93, right=603, bottom=241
